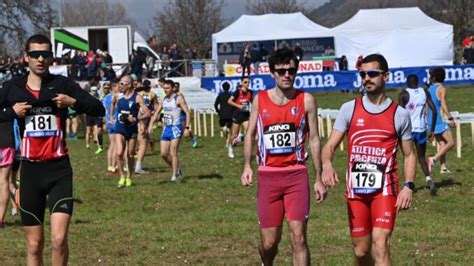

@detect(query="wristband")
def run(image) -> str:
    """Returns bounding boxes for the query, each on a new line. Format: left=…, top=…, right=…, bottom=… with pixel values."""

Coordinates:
left=448, top=117, right=454, bottom=121
left=404, top=181, right=415, bottom=191
left=185, top=126, right=190, bottom=129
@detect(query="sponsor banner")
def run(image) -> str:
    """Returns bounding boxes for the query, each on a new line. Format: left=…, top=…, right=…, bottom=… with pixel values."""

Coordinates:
left=202, top=64, right=474, bottom=93
left=49, top=65, right=68, bottom=77
left=223, top=60, right=323, bottom=77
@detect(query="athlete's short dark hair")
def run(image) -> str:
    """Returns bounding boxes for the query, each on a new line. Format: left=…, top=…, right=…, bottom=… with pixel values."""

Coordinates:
left=174, top=82, right=180, bottom=87
left=159, top=77, right=166, bottom=83
left=268, top=47, right=299, bottom=73
left=25, top=34, right=52, bottom=52
left=432, top=67, right=446, bottom=83
left=406, top=74, right=419, bottom=88
left=165, top=79, right=175, bottom=87
left=362, top=54, right=388, bottom=72
left=222, top=82, right=230, bottom=92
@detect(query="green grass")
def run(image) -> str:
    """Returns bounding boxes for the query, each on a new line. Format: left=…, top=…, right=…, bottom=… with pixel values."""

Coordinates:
left=1, top=87, right=473, bottom=264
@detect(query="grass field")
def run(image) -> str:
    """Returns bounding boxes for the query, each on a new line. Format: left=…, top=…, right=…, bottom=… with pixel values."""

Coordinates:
left=1, top=87, right=473, bottom=264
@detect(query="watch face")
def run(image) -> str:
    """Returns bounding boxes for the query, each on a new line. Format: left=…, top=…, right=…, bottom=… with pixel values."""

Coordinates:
left=405, top=182, right=415, bottom=190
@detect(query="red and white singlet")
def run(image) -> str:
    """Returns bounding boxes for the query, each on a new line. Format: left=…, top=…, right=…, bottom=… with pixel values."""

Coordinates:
left=346, top=97, right=400, bottom=199
left=257, top=90, right=307, bottom=167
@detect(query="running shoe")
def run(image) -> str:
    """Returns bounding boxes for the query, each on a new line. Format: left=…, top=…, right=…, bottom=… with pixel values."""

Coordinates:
left=426, top=180, right=437, bottom=196
left=170, top=176, right=177, bottom=182
left=228, top=144, right=234, bottom=159
left=95, top=147, right=103, bottom=154
left=135, top=168, right=146, bottom=175
left=125, top=178, right=133, bottom=187
left=86, top=144, right=90, bottom=149
left=427, top=157, right=436, bottom=174
left=10, top=188, right=19, bottom=210
left=123, top=164, right=129, bottom=172
left=192, top=136, right=198, bottom=148
left=177, top=168, right=183, bottom=179
left=117, top=176, right=126, bottom=188
left=440, top=167, right=452, bottom=174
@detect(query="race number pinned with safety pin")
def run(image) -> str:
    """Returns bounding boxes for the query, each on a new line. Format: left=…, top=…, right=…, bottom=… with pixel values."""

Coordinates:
left=263, top=123, right=296, bottom=155
left=25, top=114, right=58, bottom=137
left=350, top=162, right=383, bottom=194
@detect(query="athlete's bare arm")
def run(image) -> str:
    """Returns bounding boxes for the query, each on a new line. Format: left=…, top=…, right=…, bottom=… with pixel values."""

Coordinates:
left=437, top=85, right=455, bottom=127
left=304, top=93, right=327, bottom=202
left=241, top=94, right=259, bottom=187
left=109, top=93, right=118, bottom=125
left=136, top=95, right=150, bottom=121
left=227, top=95, right=243, bottom=110
left=424, top=89, right=437, bottom=133
left=398, top=89, right=409, bottom=108
left=321, top=129, right=345, bottom=187
left=177, top=96, right=191, bottom=128
left=395, top=139, right=416, bottom=213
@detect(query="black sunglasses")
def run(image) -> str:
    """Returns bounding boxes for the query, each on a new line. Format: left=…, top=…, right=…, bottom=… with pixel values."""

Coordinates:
left=27, top=50, right=53, bottom=59
left=274, top=68, right=297, bottom=76
left=359, top=70, right=385, bottom=79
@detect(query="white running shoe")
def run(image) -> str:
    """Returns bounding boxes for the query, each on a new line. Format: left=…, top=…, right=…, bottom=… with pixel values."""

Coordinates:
left=135, top=169, right=146, bottom=174
left=170, top=176, right=177, bottom=182
left=228, top=144, right=235, bottom=159
left=440, top=167, right=451, bottom=174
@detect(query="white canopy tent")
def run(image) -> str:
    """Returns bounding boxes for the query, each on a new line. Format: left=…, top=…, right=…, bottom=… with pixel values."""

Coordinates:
left=212, top=12, right=331, bottom=61
left=331, top=7, right=453, bottom=69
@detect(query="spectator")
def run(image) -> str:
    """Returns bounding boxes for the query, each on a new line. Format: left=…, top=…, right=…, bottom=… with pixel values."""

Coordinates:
left=339, top=55, right=348, bottom=71
left=102, top=50, right=113, bottom=65
left=239, top=44, right=252, bottom=77
left=183, top=48, right=194, bottom=76
left=463, top=40, right=474, bottom=64
left=355, top=55, right=364, bottom=70
left=251, top=43, right=261, bottom=75
left=293, top=43, right=304, bottom=60
left=131, top=49, right=146, bottom=79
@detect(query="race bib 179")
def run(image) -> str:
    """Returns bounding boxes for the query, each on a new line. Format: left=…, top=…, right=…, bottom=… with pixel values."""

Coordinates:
left=350, top=162, right=383, bottom=194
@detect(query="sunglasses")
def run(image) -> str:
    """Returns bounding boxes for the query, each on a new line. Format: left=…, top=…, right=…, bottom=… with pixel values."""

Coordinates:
left=120, top=82, right=130, bottom=86
left=242, top=81, right=249, bottom=84
left=27, top=50, right=53, bottom=59
left=359, top=70, right=385, bottom=79
left=274, top=68, right=297, bottom=76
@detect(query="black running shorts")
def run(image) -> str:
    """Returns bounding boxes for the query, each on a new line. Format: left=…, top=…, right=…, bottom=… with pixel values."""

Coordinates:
left=20, top=157, right=74, bottom=226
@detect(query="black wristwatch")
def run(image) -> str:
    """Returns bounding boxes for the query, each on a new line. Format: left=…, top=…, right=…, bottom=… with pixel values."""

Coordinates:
left=185, top=126, right=190, bottom=129
left=404, top=181, right=415, bottom=191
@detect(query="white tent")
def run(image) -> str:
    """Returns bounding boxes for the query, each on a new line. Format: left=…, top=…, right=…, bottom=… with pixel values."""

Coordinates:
left=212, top=12, right=331, bottom=60
left=332, top=7, right=453, bottom=69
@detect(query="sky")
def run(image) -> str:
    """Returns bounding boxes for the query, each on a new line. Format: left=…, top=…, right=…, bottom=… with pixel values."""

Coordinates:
left=117, top=0, right=329, bottom=35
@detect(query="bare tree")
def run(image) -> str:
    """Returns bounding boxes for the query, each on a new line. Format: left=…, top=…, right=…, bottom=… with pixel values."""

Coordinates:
left=0, top=0, right=56, bottom=55
left=61, top=0, right=133, bottom=27
left=246, top=0, right=311, bottom=15
left=153, top=0, right=225, bottom=58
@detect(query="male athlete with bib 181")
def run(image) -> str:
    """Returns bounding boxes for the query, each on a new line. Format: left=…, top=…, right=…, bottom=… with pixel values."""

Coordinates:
left=240, top=48, right=327, bottom=265
left=0, top=34, right=105, bottom=265
left=322, top=54, right=416, bottom=265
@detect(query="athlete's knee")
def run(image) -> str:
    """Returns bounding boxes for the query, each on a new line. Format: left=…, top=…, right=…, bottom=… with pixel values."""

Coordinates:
left=372, top=233, right=390, bottom=259
left=160, top=150, right=169, bottom=159
left=51, top=233, right=68, bottom=252
left=260, top=234, right=281, bottom=252
left=27, top=238, right=45, bottom=255
left=289, top=229, right=307, bottom=251
left=352, top=238, right=371, bottom=259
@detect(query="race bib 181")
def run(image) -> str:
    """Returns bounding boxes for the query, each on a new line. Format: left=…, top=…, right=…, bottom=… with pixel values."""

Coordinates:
left=350, top=162, right=383, bottom=194
left=25, top=114, right=58, bottom=137
left=263, top=123, right=296, bottom=155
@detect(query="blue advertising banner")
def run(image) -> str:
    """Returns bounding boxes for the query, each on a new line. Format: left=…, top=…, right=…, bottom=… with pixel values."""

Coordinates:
left=201, top=64, right=474, bottom=93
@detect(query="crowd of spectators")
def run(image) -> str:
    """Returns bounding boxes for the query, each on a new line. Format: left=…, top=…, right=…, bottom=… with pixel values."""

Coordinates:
left=0, top=57, right=27, bottom=81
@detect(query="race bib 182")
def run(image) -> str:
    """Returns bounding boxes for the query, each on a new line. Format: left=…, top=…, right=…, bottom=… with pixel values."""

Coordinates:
left=25, top=114, right=58, bottom=137
left=350, top=162, right=383, bottom=194
left=263, top=123, right=296, bottom=155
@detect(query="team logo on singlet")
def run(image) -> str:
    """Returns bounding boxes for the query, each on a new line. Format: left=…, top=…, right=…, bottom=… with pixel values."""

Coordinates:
left=407, top=102, right=416, bottom=111
left=356, top=118, right=365, bottom=127
left=290, top=107, right=298, bottom=115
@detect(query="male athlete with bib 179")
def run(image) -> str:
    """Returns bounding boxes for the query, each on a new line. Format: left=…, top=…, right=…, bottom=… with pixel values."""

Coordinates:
left=0, top=34, right=105, bottom=265
left=322, top=54, right=416, bottom=265
left=240, top=47, right=327, bottom=265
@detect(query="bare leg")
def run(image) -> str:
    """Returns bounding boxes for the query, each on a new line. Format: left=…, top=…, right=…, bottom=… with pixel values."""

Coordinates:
left=50, top=213, right=71, bottom=266
left=23, top=225, right=45, bottom=266
left=372, top=228, right=392, bottom=266
left=352, top=234, right=374, bottom=266
left=259, top=226, right=282, bottom=265
left=288, top=220, right=310, bottom=265
left=0, top=165, right=12, bottom=224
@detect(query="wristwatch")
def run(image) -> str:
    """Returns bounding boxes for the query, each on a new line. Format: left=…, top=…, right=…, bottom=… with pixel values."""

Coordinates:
left=404, top=181, right=415, bottom=191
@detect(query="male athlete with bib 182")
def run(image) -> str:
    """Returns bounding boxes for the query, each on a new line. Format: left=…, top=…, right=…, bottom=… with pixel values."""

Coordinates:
left=0, top=34, right=105, bottom=265
left=240, top=47, right=327, bottom=265
left=322, top=54, right=416, bottom=265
